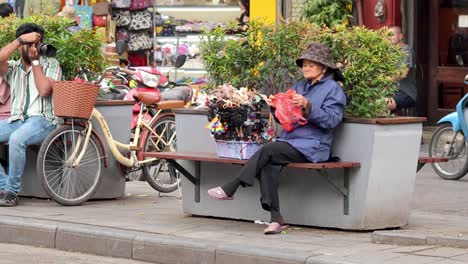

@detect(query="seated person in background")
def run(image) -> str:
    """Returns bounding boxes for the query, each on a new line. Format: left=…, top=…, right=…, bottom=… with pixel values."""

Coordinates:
left=0, top=73, right=10, bottom=120
left=207, top=42, right=347, bottom=235
left=0, top=2, right=13, bottom=120
left=386, top=26, right=417, bottom=112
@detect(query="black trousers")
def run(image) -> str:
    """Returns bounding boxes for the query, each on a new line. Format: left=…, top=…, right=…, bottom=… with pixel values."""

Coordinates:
left=237, top=141, right=308, bottom=212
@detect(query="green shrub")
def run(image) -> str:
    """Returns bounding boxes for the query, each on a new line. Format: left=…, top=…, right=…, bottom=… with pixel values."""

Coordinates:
left=317, top=25, right=405, bottom=117
left=200, top=20, right=317, bottom=94
left=301, top=0, right=353, bottom=27
left=0, top=15, right=106, bottom=80
left=200, top=22, right=405, bottom=118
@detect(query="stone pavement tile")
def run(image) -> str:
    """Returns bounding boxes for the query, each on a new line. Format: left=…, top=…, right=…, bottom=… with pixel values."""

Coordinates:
left=427, top=236, right=468, bottom=248
left=55, top=225, right=135, bottom=259
left=427, top=260, right=466, bottom=264
left=409, top=247, right=468, bottom=258
left=372, top=231, right=427, bottom=246
left=384, top=245, right=440, bottom=254
left=451, top=253, right=468, bottom=262
left=305, top=251, right=401, bottom=264
left=0, top=217, right=57, bottom=248
left=379, top=254, right=445, bottom=264
left=132, top=235, right=216, bottom=264
left=215, top=244, right=314, bottom=264
left=314, top=242, right=399, bottom=257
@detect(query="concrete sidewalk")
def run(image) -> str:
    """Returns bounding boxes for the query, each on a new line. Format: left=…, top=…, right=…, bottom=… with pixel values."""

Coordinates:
left=1, top=136, right=468, bottom=263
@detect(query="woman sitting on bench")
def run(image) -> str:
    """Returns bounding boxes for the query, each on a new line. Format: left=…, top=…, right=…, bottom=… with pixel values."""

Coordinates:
left=207, top=42, right=347, bottom=234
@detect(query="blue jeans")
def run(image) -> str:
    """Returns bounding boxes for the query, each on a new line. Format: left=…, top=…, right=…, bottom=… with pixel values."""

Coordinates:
left=0, top=116, right=56, bottom=193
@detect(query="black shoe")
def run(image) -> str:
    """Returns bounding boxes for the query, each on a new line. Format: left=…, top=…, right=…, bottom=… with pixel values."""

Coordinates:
left=0, top=191, right=18, bottom=207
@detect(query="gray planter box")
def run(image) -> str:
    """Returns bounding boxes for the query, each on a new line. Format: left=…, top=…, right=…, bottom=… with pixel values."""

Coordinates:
left=10, top=101, right=134, bottom=199
left=174, top=109, right=424, bottom=230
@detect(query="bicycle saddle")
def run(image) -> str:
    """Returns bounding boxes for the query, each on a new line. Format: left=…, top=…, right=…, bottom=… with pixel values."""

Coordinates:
left=133, top=92, right=161, bottom=105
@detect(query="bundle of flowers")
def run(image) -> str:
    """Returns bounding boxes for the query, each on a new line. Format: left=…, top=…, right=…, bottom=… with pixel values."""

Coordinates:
left=206, top=84, right=274, bottom=143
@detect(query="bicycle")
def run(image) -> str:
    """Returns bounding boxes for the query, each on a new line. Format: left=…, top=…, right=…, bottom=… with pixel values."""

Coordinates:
left=36, top=76, right=187, bottom=206
left=76, top=66, right=191, bottom=193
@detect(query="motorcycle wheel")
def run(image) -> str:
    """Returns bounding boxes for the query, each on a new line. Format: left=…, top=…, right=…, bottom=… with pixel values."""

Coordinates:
left=429, top=123, right=468, bottom=180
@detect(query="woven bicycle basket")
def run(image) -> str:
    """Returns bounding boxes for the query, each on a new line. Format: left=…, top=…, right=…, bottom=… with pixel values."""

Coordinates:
left=53, top=81, right=100, bottom=119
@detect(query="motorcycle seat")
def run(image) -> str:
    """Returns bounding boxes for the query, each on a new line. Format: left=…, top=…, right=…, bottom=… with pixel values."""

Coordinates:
left=133, top=92, right=161, bottom=105
left=160, top=86, right=191, bottom=103
left=154, top=100, right=185, bottom=110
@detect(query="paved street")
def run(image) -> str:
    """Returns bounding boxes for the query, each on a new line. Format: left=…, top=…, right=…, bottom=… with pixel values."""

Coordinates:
left=0, top=243, right=150, bottom=264
left=0, top=139, right=467, bottom=263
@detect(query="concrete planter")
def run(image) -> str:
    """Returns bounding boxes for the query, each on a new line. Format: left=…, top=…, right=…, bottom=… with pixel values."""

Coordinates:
left=12, top=100, right=134, bottom=199
left=174, top=109, right=424, bottom=230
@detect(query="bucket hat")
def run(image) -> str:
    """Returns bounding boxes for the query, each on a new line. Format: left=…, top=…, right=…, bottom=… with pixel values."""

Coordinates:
left=295, top=42, right=337, bottom=69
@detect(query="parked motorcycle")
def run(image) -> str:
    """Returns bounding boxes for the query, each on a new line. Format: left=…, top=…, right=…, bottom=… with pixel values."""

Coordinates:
left=429, top=75, right=468, bottom=180
left=112, top=40, right=192, bottom=129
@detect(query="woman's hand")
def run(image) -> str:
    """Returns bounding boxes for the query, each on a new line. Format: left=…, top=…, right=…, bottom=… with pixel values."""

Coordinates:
left=266, top=95, right=275, bottom=107
left=292, top=94, right=308, bottom=108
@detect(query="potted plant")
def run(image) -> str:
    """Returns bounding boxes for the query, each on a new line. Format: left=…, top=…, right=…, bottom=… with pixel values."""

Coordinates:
left=174, top=21, right=426, bottom=230
left=0, top=14, right=106, bottom=81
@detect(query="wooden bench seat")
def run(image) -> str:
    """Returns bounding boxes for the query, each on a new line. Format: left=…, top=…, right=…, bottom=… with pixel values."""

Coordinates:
left=143, top=151, right=360, bottom=215
left=417, top=156, right=449, bottom=172
left=142, top=151, right=450, bottom=216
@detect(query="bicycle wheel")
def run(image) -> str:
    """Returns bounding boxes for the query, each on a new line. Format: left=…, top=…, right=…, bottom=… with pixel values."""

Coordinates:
left=142, top=115, right=181, bottom=193
left=429, top=123, right=468, bottom=180
left=37, top=125, right=104, bottom=205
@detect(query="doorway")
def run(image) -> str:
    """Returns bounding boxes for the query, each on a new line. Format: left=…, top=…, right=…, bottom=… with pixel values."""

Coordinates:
left=426, top=0, right=468, bottom=123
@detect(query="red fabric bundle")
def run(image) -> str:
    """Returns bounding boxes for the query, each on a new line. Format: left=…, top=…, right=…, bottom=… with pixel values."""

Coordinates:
left=271, top=89, right=308, bottom=132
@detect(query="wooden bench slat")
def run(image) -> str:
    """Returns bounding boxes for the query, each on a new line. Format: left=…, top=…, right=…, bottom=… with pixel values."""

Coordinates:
left=142, top=151, right=361, bottom=169
left=418, top=156, right=448, bottom=164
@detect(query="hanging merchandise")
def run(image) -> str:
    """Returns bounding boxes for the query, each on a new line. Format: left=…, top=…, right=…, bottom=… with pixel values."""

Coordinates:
left=128, top=9, right=151, bottom=31
left=111, top=0, right=130, bottom=9
left=116, top=27, right=130, bottom=41
left=113, top=9, right=130, bottom=26
left=128, top=0, right=151, bottom=11
left=92, top=0, right=109, bottom=16
left=128, top=31, right=152, bottom=51
left=71, top=0, right=93, bottom=29
left=105, top=13, right=116, bottom=43
left=128, top=51, right=148, bottom=66
left=93, top=14, right=106, bottom=27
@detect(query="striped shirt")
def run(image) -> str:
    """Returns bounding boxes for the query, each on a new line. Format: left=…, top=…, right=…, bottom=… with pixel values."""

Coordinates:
left=5, top=57, right=62, bottom=123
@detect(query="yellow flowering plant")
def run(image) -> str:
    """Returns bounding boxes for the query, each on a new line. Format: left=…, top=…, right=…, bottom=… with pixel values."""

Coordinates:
left=200, top=20, right=317, bottom=93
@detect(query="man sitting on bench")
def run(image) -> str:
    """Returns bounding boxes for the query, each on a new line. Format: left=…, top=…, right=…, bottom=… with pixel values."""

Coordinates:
left=207, top=42, right=347, bottom=234
left=0, top=23, right=62, bottom=206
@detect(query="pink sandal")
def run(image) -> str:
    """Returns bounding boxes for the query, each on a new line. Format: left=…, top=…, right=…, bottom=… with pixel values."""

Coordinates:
left=263, top=222, right=289, bottom=235
left=207, top=187, right=234, bottom=200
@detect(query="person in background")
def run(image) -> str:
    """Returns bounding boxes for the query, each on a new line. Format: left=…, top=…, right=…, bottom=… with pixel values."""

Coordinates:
left=0, top=2, right=13, bottom=17
left=0, top=2, right=14, bottom=120
left=207, top=42, right=346, bottom=235
left=238, top=0, right=249, bottom=27
left=385, top=26, right=417, bottom=112
left=0, top=23, right=62, bottom=206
